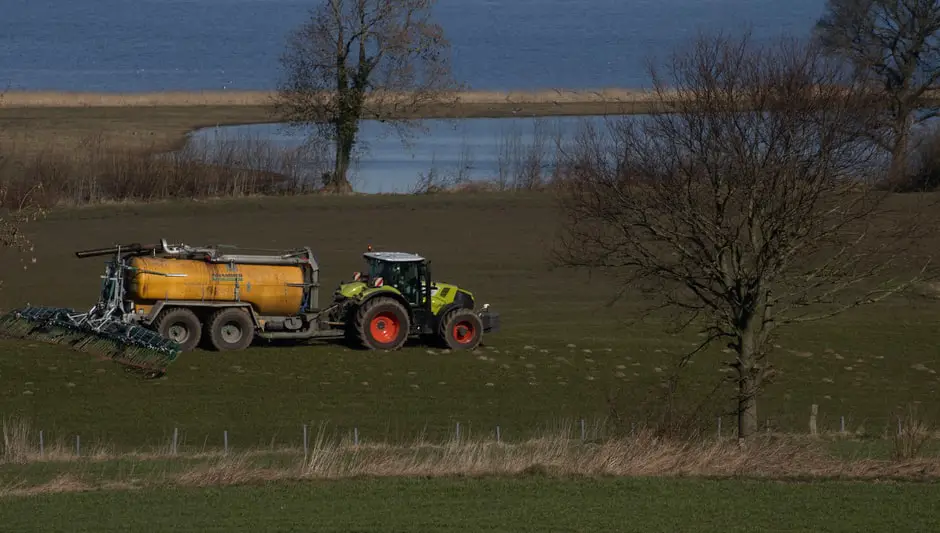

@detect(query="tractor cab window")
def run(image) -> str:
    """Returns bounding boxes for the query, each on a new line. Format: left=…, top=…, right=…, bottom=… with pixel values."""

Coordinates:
left=367, top=259, right=423, bottom=306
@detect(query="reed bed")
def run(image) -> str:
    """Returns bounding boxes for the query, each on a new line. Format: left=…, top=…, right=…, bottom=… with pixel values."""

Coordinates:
left=0, top=132, right=325, bottom=209
left=0, top=89, right=652, bottom=108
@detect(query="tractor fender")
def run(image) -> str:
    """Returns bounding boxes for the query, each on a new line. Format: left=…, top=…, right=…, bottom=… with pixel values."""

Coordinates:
left=354, top=290, right=414, bottom=321
left=434, top=292, right=475, bottom=328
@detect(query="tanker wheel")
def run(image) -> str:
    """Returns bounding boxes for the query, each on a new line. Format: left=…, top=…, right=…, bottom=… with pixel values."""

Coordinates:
left=206, top=308, right=255, bottom=352
left=441, top=309, right=483, bottom=351
left=153, top=307, right=202, bottom=352
left=354, top=297, right=410, bottom=351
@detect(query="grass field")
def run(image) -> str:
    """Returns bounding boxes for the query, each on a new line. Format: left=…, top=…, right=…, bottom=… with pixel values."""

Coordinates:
left=0, top=192, right=939, bottom=452
left=2, top=476, right=939, bottom=532
left=1, top=187, right=939, bottom=530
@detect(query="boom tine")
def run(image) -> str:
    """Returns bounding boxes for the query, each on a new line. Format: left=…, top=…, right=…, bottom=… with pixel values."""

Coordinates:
left=0, top=306, right=181, bottom=377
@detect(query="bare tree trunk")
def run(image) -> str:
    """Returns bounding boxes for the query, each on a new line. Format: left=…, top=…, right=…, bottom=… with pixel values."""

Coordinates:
left=328, top=119, right=356, bottom=194
left=735, top=326, right=761, bottom=440
left=888, top=112, right=913, bottom=189
left=737, top=372, right=758, bottom=439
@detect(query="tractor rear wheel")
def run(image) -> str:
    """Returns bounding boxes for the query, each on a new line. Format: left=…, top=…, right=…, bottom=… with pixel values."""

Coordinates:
left=206, top=307, right=255, bottom=351
left=440, top=309, right=483, bottom=351
left=153, top=307, right=202, bottom=352
left=354, top=297, right=410, bottom=350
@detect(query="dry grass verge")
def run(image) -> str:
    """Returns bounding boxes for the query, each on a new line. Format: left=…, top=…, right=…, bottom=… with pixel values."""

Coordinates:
left=3, top=416, right=940, bottom=498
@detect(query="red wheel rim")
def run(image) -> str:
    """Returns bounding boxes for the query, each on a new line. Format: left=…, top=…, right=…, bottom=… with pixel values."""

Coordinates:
left=370, top=312, right=400, bottom=343
left=452, top=320, right=475, bottom=344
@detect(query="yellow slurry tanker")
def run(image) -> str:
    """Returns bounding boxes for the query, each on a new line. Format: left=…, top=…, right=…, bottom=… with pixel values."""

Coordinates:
left=0, top=239, right=500, bottom=377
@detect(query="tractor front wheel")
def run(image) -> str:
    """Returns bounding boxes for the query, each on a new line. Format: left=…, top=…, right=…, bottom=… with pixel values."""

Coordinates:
left=354, top=297, right=410, bottom=350
left=153, top=307, right=202, bottom=352
left=440, top=309, right=483, bottom=351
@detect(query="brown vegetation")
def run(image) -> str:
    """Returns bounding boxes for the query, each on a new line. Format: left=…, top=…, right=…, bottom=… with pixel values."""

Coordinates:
left=0, top=133, right=326, bottom=209
left=0, top=88, right=651, bottom=108
left=2, top=413, right=939, bottom=498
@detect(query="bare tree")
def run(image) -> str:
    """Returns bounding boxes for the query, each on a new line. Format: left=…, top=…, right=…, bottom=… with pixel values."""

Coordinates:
left=274, top=0, right=460, bottom=193
left=814, top=0, right=940, bottom=188
left=553, top=32, right=932, bottom=440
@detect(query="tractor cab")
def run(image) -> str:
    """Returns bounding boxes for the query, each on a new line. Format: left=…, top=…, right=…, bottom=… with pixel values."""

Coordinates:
left=358, top=251, right=430, bottom=308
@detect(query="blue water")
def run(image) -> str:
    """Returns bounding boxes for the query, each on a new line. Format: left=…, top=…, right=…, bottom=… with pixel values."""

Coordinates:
left=2, top=0, right=827, bottom=92
left=189, top=116, right=616, bottom=193
left=2, top=0, right=831, bottom=192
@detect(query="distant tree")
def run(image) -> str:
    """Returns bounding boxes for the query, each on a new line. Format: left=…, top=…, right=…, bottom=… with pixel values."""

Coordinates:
left=814, top=0, right=940, bottom=189
left=553, top=32, right=931, bottom=441
left=274, top=0, right=460, bottom=193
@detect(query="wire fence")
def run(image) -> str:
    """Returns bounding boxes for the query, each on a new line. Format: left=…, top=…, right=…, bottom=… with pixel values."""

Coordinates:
left=5, top=405, right=937, bottom=462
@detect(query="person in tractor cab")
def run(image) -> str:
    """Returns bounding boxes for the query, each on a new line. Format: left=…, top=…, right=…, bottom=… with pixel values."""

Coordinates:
left=369, top=259, right=421, bottom=305
left=398, top=262, right=422, bottom=305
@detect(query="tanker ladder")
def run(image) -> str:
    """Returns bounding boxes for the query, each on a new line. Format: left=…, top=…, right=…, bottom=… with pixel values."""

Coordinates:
left=0, top=242, right=184, bottom=379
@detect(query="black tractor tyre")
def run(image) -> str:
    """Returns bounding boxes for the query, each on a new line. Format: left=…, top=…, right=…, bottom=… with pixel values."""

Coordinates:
left=435, top=308, right=458, bottom=348
left=153, top=307, right=202, bottom=352
left=206, top=307, right=255, bottom=352
left=440, top=308, right=483, bottom=351
left=353, top=296, right=411, bottom=351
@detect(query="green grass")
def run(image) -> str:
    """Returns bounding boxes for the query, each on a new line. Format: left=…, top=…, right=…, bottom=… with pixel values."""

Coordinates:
left=1, top=476, right=938, bottom=532
left=0, top=193, right=938, bottom=451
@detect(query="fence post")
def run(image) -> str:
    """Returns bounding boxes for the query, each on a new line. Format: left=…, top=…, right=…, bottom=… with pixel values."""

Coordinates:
left=172, top=427, right=179, bottom=455
left=580, top=419, right=585, bottom=442
left=809, top=404, right=818, bottom=436
left=717, top=417, right=721, bottom=438
left=496, top=425, right=501, bottom=443
left=303, top=424, right=308, bottom=456
left=39, top=430, right=44, bottom=457
left=224, top=430, right=229, bottom=453
left=840, top=416, right=845, bottom=434
left=75, top=435, right=80, bottom=457
left=354, top=426, right=359, bottom=446
left=456, top=422, right=461, bottom=442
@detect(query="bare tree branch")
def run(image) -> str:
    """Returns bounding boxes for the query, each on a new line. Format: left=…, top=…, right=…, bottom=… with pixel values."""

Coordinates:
left=552, top=31, right=935, bottom=440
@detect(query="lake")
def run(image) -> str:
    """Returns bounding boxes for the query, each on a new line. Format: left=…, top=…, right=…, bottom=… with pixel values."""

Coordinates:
left=187, top=116, right=618, bottom=193
left=3, top=0, right=831, bottom=192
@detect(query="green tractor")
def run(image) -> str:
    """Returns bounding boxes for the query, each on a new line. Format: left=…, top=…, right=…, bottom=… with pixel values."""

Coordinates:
left=330, top=249, right=499, bottom=351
